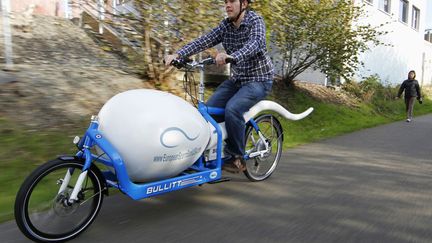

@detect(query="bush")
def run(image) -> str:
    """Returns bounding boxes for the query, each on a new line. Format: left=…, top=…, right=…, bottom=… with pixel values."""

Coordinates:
left=359, top=75, right=379, bottom=102
left=341, top=75, right=403, bottom=115
left=342, top=75, right=398, bottom=103
left=342, top=79, right=363, bottom=99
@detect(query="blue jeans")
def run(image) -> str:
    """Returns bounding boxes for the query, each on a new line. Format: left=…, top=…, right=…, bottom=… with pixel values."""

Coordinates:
left=206, top=79, right=273, bottom=157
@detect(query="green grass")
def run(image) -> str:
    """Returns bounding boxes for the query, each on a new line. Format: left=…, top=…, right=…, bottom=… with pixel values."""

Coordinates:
left=0, top=120, right=85, bottom=222
left=1, top=87, right=432, bottom=223
left=270, top=88, right=432, bottom=147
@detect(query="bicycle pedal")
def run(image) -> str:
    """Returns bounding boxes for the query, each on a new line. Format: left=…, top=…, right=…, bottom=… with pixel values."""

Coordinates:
left=208, top=177, right=231, bottom=184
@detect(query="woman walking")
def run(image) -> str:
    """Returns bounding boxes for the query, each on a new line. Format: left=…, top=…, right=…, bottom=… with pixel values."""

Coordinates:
left=396, top=70, right=422, bottom=122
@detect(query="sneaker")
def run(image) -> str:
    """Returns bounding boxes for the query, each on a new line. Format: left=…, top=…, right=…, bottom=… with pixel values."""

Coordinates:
left=406, top=118, right=411, bottom=122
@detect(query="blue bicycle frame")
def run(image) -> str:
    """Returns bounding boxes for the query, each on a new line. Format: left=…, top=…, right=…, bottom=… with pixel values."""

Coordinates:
left=75, top=101, right=259, bottom=200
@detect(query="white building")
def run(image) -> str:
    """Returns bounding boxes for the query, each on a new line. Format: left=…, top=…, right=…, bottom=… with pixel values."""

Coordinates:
left=292, top=0, right=432, bottom=86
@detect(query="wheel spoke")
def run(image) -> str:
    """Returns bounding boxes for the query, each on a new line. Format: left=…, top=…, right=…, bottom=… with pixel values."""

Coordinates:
left=15, top=159, right=104, bottom=242
left=244, top=116, right=283, bottom=181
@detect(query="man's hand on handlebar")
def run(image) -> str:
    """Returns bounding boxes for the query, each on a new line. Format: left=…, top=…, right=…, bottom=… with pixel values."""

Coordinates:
left=164, top=53, right=235, bottom=69
left=164, top=54, right=179, bottom=67
left=215, top=53, right=234, bottom=66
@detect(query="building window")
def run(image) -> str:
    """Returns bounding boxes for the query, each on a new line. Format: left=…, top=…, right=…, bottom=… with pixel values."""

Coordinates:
left=379, top=0, right=391, bottom=13
left=426, top=30, right=432, bottom=43
left=399, top=0, right=408, bottom=23
left=411, top=6, right=420, bottom=30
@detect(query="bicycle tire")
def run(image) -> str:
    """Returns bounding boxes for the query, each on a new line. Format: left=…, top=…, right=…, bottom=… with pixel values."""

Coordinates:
left=14, top=158, right=105, bottom=242
left=244, top=114, right=283, bottom=182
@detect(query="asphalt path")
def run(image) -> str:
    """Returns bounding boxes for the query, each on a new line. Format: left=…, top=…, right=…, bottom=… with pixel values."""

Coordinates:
left=2, top=115, right=432, bottom=243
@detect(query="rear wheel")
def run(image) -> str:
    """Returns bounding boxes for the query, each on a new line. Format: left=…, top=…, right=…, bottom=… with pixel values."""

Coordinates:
left=244, top=115, right=283, bottom=181
left=14, top=158, right=105, bottom=242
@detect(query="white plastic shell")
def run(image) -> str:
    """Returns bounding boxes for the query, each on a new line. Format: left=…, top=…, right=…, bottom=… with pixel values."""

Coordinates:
left=97, top=89, right=210, bottom=182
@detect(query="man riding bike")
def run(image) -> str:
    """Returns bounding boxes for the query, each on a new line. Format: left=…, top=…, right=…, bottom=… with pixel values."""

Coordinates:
left=165, top=0, right=274, bottom=173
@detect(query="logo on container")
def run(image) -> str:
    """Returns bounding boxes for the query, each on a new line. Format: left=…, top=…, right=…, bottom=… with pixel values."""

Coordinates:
left=160, top=127, right=200, bottom=148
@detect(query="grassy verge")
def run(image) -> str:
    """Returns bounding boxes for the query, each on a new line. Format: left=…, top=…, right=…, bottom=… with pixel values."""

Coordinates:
left=0, top=120, right=85, bottom=222
left=1, top=87, right=432, bottom=223
left=271, top=86, right=432, bottom=147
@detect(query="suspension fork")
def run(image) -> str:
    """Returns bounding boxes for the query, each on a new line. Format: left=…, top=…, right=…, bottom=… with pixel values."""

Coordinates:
left=67, top=116, right=99, bottom=203
left=58, top=168, right=75, bottom=194
left=63, top=148, right=92, bottom=203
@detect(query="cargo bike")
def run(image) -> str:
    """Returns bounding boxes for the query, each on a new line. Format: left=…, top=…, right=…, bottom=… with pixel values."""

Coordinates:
left=14, top=57, right=313, bottom=242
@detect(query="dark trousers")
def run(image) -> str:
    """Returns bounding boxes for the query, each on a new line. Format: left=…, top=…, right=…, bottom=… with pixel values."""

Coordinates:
left=405, top=96, right=416, bottom=119
left=206, top=79, right=272, bottom=156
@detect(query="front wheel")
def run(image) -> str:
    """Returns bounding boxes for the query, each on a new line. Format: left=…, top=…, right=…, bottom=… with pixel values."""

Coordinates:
left=14, top=158, right=105, bottom=242
left=244, top=115, right=283, bottom=181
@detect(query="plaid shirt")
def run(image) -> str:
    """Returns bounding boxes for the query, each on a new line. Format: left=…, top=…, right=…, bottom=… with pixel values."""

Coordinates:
left=177, top=10, right=274, bottom=85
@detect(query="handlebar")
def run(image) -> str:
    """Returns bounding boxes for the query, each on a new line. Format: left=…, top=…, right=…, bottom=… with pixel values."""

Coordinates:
left=167, top=56, right=236, bottom=70
left=165, top=56, right=236, bottom=103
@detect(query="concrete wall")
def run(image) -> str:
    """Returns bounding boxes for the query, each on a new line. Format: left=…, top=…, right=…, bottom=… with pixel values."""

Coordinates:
left=422, top=41, right=432, bottom=86
left=294, top=67, right=328, bottom=86
left=8, top=0, right=94, bottom=18
left=270, top=45, right=327, bottom=85
left=354, top=0, right=431, bottom=85
left=11, top=0, right=67, bottom=16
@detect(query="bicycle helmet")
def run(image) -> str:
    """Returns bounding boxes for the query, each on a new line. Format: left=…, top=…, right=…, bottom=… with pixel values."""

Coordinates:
left=230, top=0, right=252, bottom=23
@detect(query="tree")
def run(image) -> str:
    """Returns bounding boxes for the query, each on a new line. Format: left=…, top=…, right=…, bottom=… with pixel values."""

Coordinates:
left=130, top=0, right=221, bottom=84
left=259, top=0, right=387, bottom=84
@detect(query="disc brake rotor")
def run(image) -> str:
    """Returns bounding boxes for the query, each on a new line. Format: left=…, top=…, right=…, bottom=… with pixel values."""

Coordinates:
left=52, top=192, right=80, bottom=217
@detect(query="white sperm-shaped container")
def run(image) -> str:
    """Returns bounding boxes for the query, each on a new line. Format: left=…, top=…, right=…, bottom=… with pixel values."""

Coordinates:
left=97, top=89, right=210, bottom=182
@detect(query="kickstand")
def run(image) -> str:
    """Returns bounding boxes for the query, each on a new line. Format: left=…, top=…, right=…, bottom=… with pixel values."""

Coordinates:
left=208, top=177, right=231, bottom=184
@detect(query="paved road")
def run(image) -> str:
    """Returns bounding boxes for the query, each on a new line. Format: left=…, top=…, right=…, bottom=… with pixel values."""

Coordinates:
left=2, top=115, right=432, bottom=242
